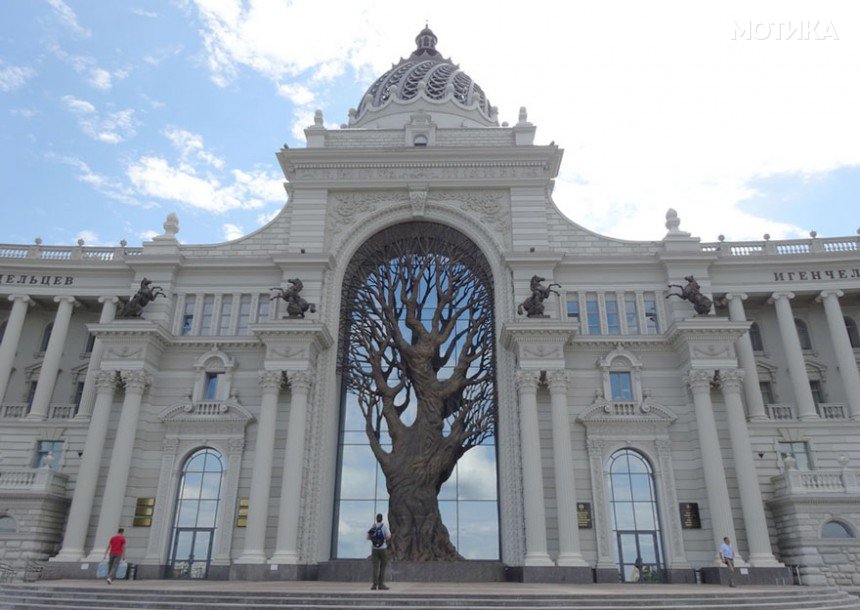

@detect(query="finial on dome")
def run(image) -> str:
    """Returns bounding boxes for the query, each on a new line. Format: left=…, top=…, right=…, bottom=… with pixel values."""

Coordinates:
left=413, top=24, right=439, bottom=58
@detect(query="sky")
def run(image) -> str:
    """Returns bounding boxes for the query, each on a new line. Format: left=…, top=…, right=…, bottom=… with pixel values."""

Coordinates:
left=0, top=0, right=858, bottom=248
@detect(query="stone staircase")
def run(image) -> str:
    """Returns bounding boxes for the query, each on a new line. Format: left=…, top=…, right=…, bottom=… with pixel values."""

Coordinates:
left=1, top=583, right=859, bottom=610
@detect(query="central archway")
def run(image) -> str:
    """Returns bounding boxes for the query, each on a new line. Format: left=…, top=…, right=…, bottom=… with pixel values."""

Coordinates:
left=332, top=221, right=499, bottom=561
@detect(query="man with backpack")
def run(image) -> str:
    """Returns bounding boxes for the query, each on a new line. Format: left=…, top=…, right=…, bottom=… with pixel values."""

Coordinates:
left=367, top=513, right=391, bottom=590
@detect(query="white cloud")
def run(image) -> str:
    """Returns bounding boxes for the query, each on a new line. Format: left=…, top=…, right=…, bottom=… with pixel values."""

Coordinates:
left=61, top=95, right=137, bottom=143
left=11, top=108, right=37, bottom=119
left=222, top=223, right=244, bottom=241
left=74, top=229, right=101, bottom=245
left=130, top=7, right=159, bottom=18
left=277, top=83, right=315, bottom=105
left=138, top=230, right=159, bottom=240
left=126, top=156, right=281, bottom=213
left=0, top=63, right=37, bottom=92
left=188, top=1, right=860, bottom=241
left=257, top=208, right=280, bottom=225
left=54, top=155, right=146, bottom=207
left=46, top=0, right=91, bottom=37
left=143, top=44, right=184, bottom=66
left=48, top=43, right=128, bottom=91
left=163, top=127, right=225, bottom=168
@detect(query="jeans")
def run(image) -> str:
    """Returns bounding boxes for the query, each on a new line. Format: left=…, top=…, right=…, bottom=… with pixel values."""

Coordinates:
left=371, top=548, right=388, bottom=586
left=107, top=554, right=122, bottom=580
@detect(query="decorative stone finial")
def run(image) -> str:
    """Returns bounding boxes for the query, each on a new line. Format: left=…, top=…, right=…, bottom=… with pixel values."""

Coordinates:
left=518, top=107, right=528, bottom=124
left=763, top=233, right=770, bottom=241
left=77, top=238, right=85, bottom=246
left=314, top=109, right=324, bottom=126
left=809, top=230, right=817, bottom=238
left=718, top=234, right=725, bottom=242
left=161, top=212, right=179, bottom=239
left=838, top=454, right=850, bottom=469
left=120, top=239, right=127, bottom=247
left=35, top=237, right=42, bottom=245
left=665, top=208, right=681, bottom=233
left=413, top=25, right=439, bottom=57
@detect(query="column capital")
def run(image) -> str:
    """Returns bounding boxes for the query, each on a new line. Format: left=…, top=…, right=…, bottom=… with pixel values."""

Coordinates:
left=288, top=370, right=314, bottom=393
left=95, top=370, right=119, bottom=392
left=816, top=289, right=844, bottom=303
left=718, top=369, right=745, bottom=393
left=120, top=370, right=152, bottom=394
left=53, top=295, right=80, bottom=307
left=259, top=370, right=285, bottom=392
left=545, top=369, right=572, bottom=393
left=768, top=291, right=795, bottom=304
left=724, top=293, right=748, bottom=302
left=515, top=369, right=541, bottom=392
left=98, top=295, right=120, bottom=305
left=7, top=294, right=32, bottom=305
left=684, top=369, right=715, bottom=393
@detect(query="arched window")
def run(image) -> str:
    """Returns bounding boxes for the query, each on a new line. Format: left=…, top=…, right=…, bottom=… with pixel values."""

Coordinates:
left=822, top=520, right=854, bottom=539
left=845, top=317, right=860, bottom=349
left=608, top=448, right=664, bottom=582
left=0, top=515, right=17, bottom=533
left=169, top=448, right=223, bottom=579
left=794, top=318, right=812, bottom=350
left=413, top=134, right=428, bottom=147
left=749, top=321, right=764, bottom=352
left=40, top=322, right=54, bottom=352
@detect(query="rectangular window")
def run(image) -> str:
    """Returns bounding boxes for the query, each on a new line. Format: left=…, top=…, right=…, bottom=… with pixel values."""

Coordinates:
left=84, top=333, right=96, bottom=353
left=609, top=372, right=634, bottom=401
left=605, top=294, right=620, bottom=335
left=73, top=381, right=85, bottom=410
left=759, top=381, right=775, bottom=405
left=809, top=380, right=825, bottom=405
left=199, top=296, right=215, bottom=335
left=256, top=295, right=270, bottom=322
left=204, top=373, right=220, bottom=401
left=181, top=295, right=196, bottom=336
left=779, top=441, right=811, bottom=471
left=26, top=381, right=37, bottom=407
left=566, top=293, right=580, bottom=322
left=586, top=293, right=600, bottom=335
left=644, top=293, right=659, bottom=334
left=237, top=295, right=252, bottom=335
left=34, top=440, right=63, bottom=470
left=218, top=295, right=233, bottom=336
left=624, top=293, right=639, bottom=334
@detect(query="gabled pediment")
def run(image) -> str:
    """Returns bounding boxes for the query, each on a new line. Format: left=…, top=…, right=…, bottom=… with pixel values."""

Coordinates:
left=158, top=400, right=255, bottom=424
left=578, top=393, right=677, bottom=426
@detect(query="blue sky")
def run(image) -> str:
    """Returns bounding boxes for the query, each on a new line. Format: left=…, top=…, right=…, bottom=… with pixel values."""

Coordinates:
left=1, top=0, right=858, bottom=248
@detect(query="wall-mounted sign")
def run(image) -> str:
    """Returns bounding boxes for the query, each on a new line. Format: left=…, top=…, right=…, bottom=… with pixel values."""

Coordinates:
left=133, top=497, right=155, bottom=527
left=1, top=273, right=75, bottom=286
left=773, top=269, right=860, bottom=282
left=236, top=498, right=249, bottom=528
left=680, top=502, right=701, bottom=529
left=577, top=502, right=593, bottom=529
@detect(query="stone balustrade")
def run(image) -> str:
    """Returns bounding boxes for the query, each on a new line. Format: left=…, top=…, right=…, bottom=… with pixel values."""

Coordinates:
left=0, top=404, right=79, bottom=419
left=765, top=403, right=795, bottom=420
left=0, top=243, right=142, bottom=261
left=816, top=403, right=848, bottom=419
left=0, top=468, right=68, bottom=496
left=772, top=468, right=860, bottom=497
left=0, top=404, right=28, bottom=418
left=701, top=235, right=859, bottom=257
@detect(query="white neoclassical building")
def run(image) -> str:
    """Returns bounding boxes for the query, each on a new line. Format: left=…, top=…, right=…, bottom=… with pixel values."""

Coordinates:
left=1, top=27, right=860, bottom=586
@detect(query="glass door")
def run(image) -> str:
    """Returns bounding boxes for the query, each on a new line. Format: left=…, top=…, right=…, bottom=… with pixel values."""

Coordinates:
left=170, top=527, right=214, bottom=579
left=616, top=530, right=661, bottom=582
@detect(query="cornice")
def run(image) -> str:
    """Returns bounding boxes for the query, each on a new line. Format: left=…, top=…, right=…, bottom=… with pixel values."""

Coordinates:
left=500, top=321, right=578, bottom=349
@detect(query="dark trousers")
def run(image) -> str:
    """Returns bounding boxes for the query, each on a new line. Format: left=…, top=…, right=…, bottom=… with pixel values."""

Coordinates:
left=723, top=558, right=735, bottom=586
left=107, top=554, right=122, bottom=580
left=371, top=548, right=388, bottom=586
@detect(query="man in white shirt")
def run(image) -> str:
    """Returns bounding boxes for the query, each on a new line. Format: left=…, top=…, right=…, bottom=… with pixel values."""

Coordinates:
left=719, top=536, right=736, bottom=587
left=367, top=513, right=392, bottom=591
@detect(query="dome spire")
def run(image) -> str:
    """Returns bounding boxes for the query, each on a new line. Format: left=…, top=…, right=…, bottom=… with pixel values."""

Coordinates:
left=412, top=24, right=439, bottom=58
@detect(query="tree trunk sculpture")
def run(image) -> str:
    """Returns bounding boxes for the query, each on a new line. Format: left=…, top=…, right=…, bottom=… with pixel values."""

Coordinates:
left=340, top=223, right=496, bottom=561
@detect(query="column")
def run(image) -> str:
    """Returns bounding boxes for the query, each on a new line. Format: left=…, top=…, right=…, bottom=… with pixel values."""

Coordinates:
left=236, top=370, right=284, bottom=563
left=719, top=369, right=782, bottom=567
left=76, top=296, right=119, bottom=419
left=768, top=292, right=818, bottom=420
left=0, top=295, right=31, bottom=403
left=817, top=290, right=860, bottom=419
left=545, top=370, right=587, bottom=566
left=725, top=293, right=767, bottom=421
left=27, top=296, right=78, bottom=419
left=270, top=371, right=313, bottom=564
left=87, top=370, right=151, bottom=560
left=54, top=371, right=118, bottom=561
left=515, top=369, right=552, bottom=566
left=685, top=369, right=739, bottom=565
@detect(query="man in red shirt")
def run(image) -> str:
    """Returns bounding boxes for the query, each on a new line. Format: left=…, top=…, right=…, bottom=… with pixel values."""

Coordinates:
left=103, top=528, right=126, bottom=584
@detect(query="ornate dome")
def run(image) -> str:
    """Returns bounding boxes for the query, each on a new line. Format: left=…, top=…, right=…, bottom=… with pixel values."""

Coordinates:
left=349, top=27, right=498, bottom=128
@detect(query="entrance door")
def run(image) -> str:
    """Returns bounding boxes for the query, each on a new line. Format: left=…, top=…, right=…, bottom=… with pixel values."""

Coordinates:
left=170, top=527, right=214, bottom=579
left=616, top=530, right=661, bottom=583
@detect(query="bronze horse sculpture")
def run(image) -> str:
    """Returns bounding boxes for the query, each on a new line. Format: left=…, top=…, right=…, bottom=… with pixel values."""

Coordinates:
left=667, top=275, right=713, bottom=315
left=518, top=275, right=561, bottom=318
left=119, top=278, right=166, bottom=318
left=271, top=278, right=316, bottom=318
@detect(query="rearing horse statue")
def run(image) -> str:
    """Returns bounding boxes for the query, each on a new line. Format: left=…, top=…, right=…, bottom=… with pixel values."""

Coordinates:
left=666, top=275, right=713, bottom=315
left=517, top=275, right=561, bottom=318
left=119, top=278, right=166, bottom=318
left=271, top=278, right=317, bottom=318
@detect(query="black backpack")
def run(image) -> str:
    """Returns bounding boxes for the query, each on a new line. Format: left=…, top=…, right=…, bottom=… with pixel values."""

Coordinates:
left=370, top=525, right=385, bottom=548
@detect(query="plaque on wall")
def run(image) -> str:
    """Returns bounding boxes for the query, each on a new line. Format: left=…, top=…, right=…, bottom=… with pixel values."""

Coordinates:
left=236, top=498, right=249, bottom=528
left=133, top=498, right=155, bottom=527
left=577, top=502, right=593, bottom=529
left=680, top=502, right=701, bottom=529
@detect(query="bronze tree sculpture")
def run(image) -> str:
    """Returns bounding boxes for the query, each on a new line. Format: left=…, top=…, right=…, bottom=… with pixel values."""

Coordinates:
left=339, top=222, right=496, bottom=561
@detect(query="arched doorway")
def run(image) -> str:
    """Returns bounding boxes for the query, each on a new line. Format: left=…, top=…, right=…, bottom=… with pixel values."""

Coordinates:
left=168, top=448, right=223, bottom=579
left=608, top=448, right=665, bottom=582
left=332, top=221, right=500, bottom=561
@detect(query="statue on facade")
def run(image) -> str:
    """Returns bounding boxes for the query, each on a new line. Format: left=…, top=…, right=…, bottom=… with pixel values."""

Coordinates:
left=666, top=275, right=713, bottom=315
left=271, top=278, right=316, bottom=318
left=517, top=275, right=560, bottom=317
left=118, top=278, right=166, bottom=318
